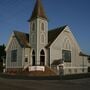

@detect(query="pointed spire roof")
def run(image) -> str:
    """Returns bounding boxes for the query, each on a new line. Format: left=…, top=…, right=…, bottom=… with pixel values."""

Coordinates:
left=28, top=0, right=48, bottom=21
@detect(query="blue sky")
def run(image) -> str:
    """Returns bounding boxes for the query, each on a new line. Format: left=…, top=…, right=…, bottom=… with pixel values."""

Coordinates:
left=0, top=0, right=90, bottom=54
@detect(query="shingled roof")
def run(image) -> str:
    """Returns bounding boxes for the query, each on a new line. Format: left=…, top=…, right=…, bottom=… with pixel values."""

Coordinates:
left=51, top=59, right=63, bottom=66
left=79, top=52, right=90, bottom=57
left=14, top=31, right=30, bottom=48
left=13, top=25, right=66, bottom=48
left=28, top=0, right=48, bottom=21
left=46, top=25, right=67, bottom=48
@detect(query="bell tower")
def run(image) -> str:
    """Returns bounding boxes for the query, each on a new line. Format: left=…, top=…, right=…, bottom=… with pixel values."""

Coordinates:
left=28, top=0, right=48, bottom=66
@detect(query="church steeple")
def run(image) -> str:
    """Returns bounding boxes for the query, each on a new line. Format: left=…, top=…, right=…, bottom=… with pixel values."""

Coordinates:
left=28, top=0, right=48, bottom=21
left=29, top=0, right=48, bottom=66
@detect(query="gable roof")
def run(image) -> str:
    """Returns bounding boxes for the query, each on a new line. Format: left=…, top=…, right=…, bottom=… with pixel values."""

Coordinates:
left=14, top=31, right=30, bottom=48
left=28, top=0, right=48, bottom=21
left=13, top=25, right=66, bottom=48
left=46, top=25, right=67, bottom=48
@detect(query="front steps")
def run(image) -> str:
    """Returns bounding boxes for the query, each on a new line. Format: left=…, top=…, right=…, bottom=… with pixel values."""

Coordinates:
left=23, top=66, right=57, bottom=76
left=6, top=66, right=57, bottom=76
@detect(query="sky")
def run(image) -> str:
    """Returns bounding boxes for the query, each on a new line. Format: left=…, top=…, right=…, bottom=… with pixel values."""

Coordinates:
left=0, top=0, right=90, bottom=54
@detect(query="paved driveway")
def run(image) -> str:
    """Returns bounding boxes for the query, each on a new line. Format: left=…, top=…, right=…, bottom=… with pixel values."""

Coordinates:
left=0, top=78, right=90, bottom=90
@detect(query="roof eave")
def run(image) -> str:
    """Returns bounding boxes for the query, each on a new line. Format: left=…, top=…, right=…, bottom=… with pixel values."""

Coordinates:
left=79, top=52, right=90, bottom=57
left=28, top=16, right=48, bottom=22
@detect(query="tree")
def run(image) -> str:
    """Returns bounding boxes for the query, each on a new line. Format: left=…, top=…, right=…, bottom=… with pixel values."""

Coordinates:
left=0, top=44, right=6, bottom=72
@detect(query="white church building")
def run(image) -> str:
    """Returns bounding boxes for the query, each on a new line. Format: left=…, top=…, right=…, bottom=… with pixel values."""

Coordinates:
left=5, top=0, right=89, bottom=75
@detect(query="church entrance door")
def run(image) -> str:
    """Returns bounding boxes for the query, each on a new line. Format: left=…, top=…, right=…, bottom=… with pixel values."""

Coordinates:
left=40, top=50, right=45, bottom=66
left=32, top=50, right=35, bottom=66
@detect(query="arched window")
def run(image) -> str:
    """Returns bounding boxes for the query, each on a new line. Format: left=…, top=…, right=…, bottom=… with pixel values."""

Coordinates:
left=62, top=38, right=71, bottom=62
left=40, top=50, right=45, bottom=66
left=41, top=23, right=44, bottom=31
left=32, top=50, right=35, bottom=55
left=41, top=50, right=44, bottom=55
left=63, top=38, right=71, bottom=50
left=32, top=50, right=35, bottom=66
left=66, top=40, right=71, bottom=50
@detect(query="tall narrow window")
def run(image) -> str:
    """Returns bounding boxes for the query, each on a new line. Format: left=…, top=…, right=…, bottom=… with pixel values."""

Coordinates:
left=40, top=50, right=45, bottom=66
left=41, top=23, right=44, bottom=31
left=32, top=23, right=35, bottom=31
left=63, top=38, right=71, bottom=50
left=11, top=50, right=17, bottom=62
left=25, top=58, right=28, bottom=62
left=32, top=50, right=35, bottom=66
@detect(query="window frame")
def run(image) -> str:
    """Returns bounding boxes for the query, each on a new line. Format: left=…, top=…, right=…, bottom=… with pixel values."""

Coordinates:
left=25, top=57, right=28, bottom=62
left=62, top=50, right=71, bottom=62
left=40, top=50, right=45, bottom=66
left=41, top=23, right=44, bottom=31
left=32, top=23, right=35, bottom=31
left=11, top=50, right=17, bottom=62
left=32, top=50, right=35, bottom=66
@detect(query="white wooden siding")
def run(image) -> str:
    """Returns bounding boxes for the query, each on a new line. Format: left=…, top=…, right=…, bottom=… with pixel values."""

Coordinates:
left=50, top=26, right=88, bottom=74
left=6, top=33, right=23, bottom=68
